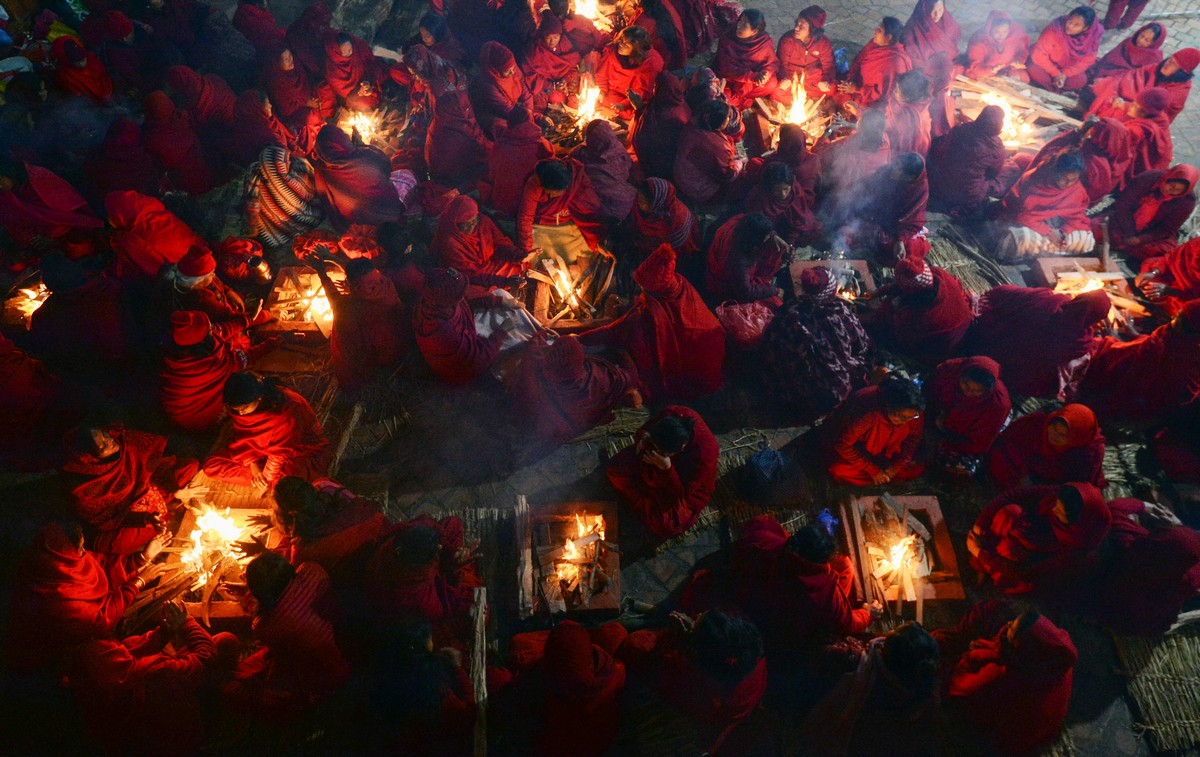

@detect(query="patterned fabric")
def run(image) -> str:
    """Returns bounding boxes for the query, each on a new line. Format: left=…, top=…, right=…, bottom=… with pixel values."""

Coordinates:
left=761, top=296, right=874, bottom=423
left=245, top=146, right=324, bottom=248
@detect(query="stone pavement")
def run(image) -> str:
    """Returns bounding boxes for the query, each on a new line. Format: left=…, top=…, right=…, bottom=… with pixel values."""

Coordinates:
left=749, top=0, right=1200, bottom=166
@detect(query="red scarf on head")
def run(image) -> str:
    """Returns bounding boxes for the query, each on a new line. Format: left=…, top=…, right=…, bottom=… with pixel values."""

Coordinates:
left=166, top=65, right=235, bottom=125
left=142, top=90, right=201, bottom=167
left=575, top=120, right=636, bottom=219
left=1042, top=15, right=1103, bottom=65
left=323, top=33, right=376, bottom=99
left=19, top=525, right=111, bottom=605
left=1132, top=164, right=1198, bottom=229
left=965, top=11, right=1029, bottom=78
left=522, top=18, right=581, bottom=82
left=1093, top=23, right=1165, bottom=80
left=848, top=40, right=913, bottom=106
left=50, top=37, right=114, bottom=102
left=743, top=171, right=819, bottom=247
left=1038, top=481, right=1111, bottom=551
left=901, top=0, right=961, bottom=70
left=311, top=125, right=403, bottom=226
left=225, top=388, right=330, bottom=482
left=479, top=40, right=526, bottom=107
left=631, top=178, right=696, bottom=253
left=1126, top=111, right=1174, bottom=178
left=1150, top=237, right=1200, bottom=300
left=285, top=1, right=332, bottom=76
left=1041, top=404, right=1102, bottom=456
left=630, top=71, right=690, bottom=179
left=930, top=356, right=1011, bottom=455
left=60, top=426, right=167, bottom=526
left=1000, top=165, right=1092, bottom=235
left=431, top=195, right=514, bottom=276
left=715, top=29, right=777, bottom=80
left=263, top=58, right=316, bottom=119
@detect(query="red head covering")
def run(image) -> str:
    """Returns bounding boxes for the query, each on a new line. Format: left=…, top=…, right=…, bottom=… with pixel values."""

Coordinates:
left=1133, top=163, right=1199, bottom=229
left=1173, top=48, right=1200, bottom=73
left=480, top=40, right=517, bottom=76
left=545, top=336, right=585, bottom=382
left=544, top=620, right=612, bottom=696
left=1064, top=290, right=1112, bottom=329
left=1137, top=86, right=1171, bottom=116
left=799, top=265, right=837, bottom=298
left=62, top=38, right=87, bottom=64
left=171, top=310, right=211, bottom=346
left=976, top=104, right=1005, bottom=135
left=799, top=5, right=826, bottom=30
left=633, top=244, right=681, bottom=296
left=424, top=267, right=468, bottom=305
left=895, top=257, right=934, bottom=291
left=539, top=9, right=564, bottom=37
left=1044, top=481, right=1111, bottom=550
left=1047, top=404, right=1101, bottom=448
left=105, top=11, right=134, bottom=40
left=216, top=236, right=262, bottom=261
left=178, top=244, right=216, bottom=276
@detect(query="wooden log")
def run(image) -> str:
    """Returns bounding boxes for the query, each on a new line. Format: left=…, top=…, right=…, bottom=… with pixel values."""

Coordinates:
left=327, top=401, right=364, bottom=479
left=844, top=500, right=874, bottom=604
left=470, top=587, right=488, bottom=757
left=516, top=495, right=534, bottom=619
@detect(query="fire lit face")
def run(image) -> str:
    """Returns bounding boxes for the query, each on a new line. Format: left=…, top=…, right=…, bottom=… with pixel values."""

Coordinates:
left=1163, top=180, right=1191, bottom=197
left=90, top=429, right=121, bottom=459
left=457, top=214, right=480, bottom=233
left=420, top=27, right=436, bottom=46
left=736, top=15, right=756, bottom=39
left=545, top=33, right=562, bottom=49
left=617, top=37, right=635, bottom=56
left=991, top=21, right=1011, bottom=44
left=1135, top=27, right=1158, bottom=47
left=262, top=98, right=273, bottom=117
left=279, top=49, right=295, bottom=71
left=770, top=182, right=793, bottom=201
left=1064, top=14, right=1088, bottom=37
left=1045, top=419, right=1071, bottom=449
left=793, top=17, right=811, bottom=40
left=1051, top=499, right=1072, bottom=524
left=886, top=408, right=921, bottom=426
left=873, top=25, right=891, bottom=46
left=1055, top=170, right=1082, bottom=189
left=502, top=65, right=517, bottom=78
left=229, top=397, right=262, bottom=417
left=929, top=1, right=945, bottom=23
left=958, top=377, right=988, bottom=399
left=1162, top=57, right=1182, bottom=77
left=338, top=40, right=354, bottom=58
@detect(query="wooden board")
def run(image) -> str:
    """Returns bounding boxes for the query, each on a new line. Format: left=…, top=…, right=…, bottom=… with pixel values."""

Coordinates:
left=526, top=500, right=621, bottom=618
left=1029, top=256, right=1122, bottom=288
left=845, top=495, right=965, bottom=603
left=789, top=259, right=876, bottom=297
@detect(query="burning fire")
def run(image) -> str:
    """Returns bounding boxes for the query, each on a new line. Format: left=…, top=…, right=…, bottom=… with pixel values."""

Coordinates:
left=787, top=76, right=810, bottom=125
left=837, top=288, right=857, bottom=302
left=980, top=93, right=1034, bottom=148
left=574, top=76, right=602, bottom=128
left=181, top=506, right=246, bottom=587
left=556, top=512, right=605, bottom=584
left=1053, top=278, right=1120, bottom=326
left=338, top=111, right=378, bottom=144
left=12, top=282, right=49, bottom=323
left=304, top=282, right=333, bottom=324
left=573, top=0, right=600, bottom=20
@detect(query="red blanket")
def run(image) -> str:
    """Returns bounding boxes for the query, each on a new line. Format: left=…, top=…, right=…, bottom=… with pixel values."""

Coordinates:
left=482, top=121, right=553, bottom=216
left=413, top=294, right=504, bottom=385
left=927, top=106, right=1007, bottom=215
left=901, top=0, right=961, bottom=71
left=1142, top=237, right=1200, bottom=304
left=166, top=65, right=235, bottom=126
left=705, top=214, right=786, bottom=304
left=522, top=18, right=582, bottom=108
left=964, top=11, right=1029, bottom=80
left=160, top=326, right=247, bottom=432
left=312, top=125, right=403, bottom=226
left=0, top=164, right=103, bottom=246
left=431, top=196, right=522, bottom=285
left=0, top=336, right=61, bottom=464
left=1092, top=23, right=1165, bottom=80
left=60, top=425, right=172, bottom=528
left=50, top=37, right=113, bottom=102
left=988, top=406, right=1106, bottom=489
left=884, top=91, right=932, bottom=157
left=846, top=40, right=912, bottom=106
left=998, top=164, right=1092, bottom=235
left=822, top=385, right=925, bottom=485
left=594, top=44, right=664, bottom=115
left=1029, top=16, right=1103, bottom=81
left=285, top=2, right=332, bottom=76
left=575, top=119, right=635, bottom=223
left=105, top=190, right=204, bottom=279
left=142, top=91, right=213, bottom=195
left=232, top=3, right=284, bottom=52
left=1090, top=62, right=1192, bottom=123
left=229, top=90, right=291, bottom=166
left=1124, top=110, right=1173, bottom=179
left=629, top=177, right=698, bottom=255
left=632, top=72, right=690, bottom=180
left=714, top=29, right=779, bottom=108
left=472, top=41, right=534, bottom=136
left=672, top=124, right=739, bottom=206
left=323, top=32, right=379, bottom=101
left=204, top=388, right=331, bottom=485
left=741, top=164, right=821, bottom=247
left=873, top=266, right=973, bottom=365
left=928, top=356, right=1011, bottom=456
left=777, top=32, right=836, bottom=100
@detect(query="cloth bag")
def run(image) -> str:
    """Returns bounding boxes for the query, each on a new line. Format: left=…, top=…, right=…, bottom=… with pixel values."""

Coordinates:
left=716, top=300, right=774, bottom=347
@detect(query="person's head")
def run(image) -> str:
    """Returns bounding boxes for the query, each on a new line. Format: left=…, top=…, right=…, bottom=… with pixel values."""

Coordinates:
left=177, top=244, right=217, bottom=285
left=344, top=256, right=377, bottom=283
left=1050, top=152, right=1084, bottom=189
left=223, top=371, right=279, bottom=416
left=393, top=523, right=442, bottom=568
left=62, top=38, right=88, bottom=68
left=481, top=41, right=518, bottom=77
left=1045, top=404, right=1097, bottom=450
left=1051, top=484, right=1086, bottom=524
left=76, top=425, right=121, bottom=459
left=793, top=14, right=812, bottom=41
left=1004, top=609, right=1041, bottom=648
left=856, top=108, right=888, bottom=149
left=271, top=476, right=324, bottom=538
left=1159, top=164, right=1197, bottom=197
left=646, top=415, right=694, bottom=456
left=278, top=47, right=295, bottom=71
left=787, top=524, right=837, bottom=564
left=419, top=13, right=448, bottom=46
left=699, top=98, right=733, bottom=132
left=539, top=10, right=564, bottom=47
left=1135, top=23, right=1163, bottom=49
left=880, top=374, right=924, bottom=425
left=875, top=16, right=903, bottom=46
left=1162, top=48, right=1200, bottom=78
left=959, top=362, right=997, bottom=399
left=245, top=552, right=296, bottom=615
left=891, top=152, right=926, bottom=183
left=336, top=32, right=354, bottom=58
left=691, top=611, right=763, bottom=687
left=1064, top=6, right=1095, bottom=37
left=733, top=213, right=775, bottom=257
left=990, top=17, right=1011, bottom=44
left=928, top=0, right=945, bottom=23
left=616, top=25, right=651, bottom=58
left=763, top=162, right=793, bottom=202
left=881, top=622, right=940, bottom=697
left=976, top=104, right=1005, bottom=136
left=897, top=70, right=931, bottom=104
left=1134, top=86, right=1171, bottom=118
left=735, top=9, right=766, bottom=39
left=1172, top=299, right=1200, bottom=335
left=536, top=159, right=572, bottom=196
left=549, top=0, right=570, bottom=16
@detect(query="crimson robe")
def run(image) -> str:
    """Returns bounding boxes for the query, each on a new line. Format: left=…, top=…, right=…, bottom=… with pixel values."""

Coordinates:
left=901, top=0, right=961, bottom=72
left=627, top=177, right=699, bottom=256
left=1124, top=110, right=1173, bottom=180
left=432, top=196, right=523, bottom=286
left=988, top=406, right=1106, bottom=489
left=262, top=57, right=332, bottom=125
left=741, top=166, right=821, bottom=247
left=166, top=65, right=235, bottom=127
left=512, top=343, right=636, bottom=448
left=4, top=524, right=141, bottom=672
left=964, top=11, right=1030, bottom=81
left=1089, top=62, right=1192, bottom=124
left=1140, top=237, right=1200, bottom=309
left=160, top=324, right=249, bottom=432
left=1107, top=166, right=1197, bottom=259
left=311, top=125, right=403, bottom=227
left=323, top=33, right=380, bottom=108
left=872, top=267, right=973, bottom=365
left=0, top=164, right=103, bottom=247
left=471, top=41, right=534, bottom=137
left=83, top=119, right=162, bottom=201
left=967, top=286, right=1109, bottom=397
left=49, top=37, right=114, bottom=103
left=672, top=124, right=740, bottom=206
left=777, top=32, right=836, bottom=101
left=927, top=110, right=1007, bottom=216
left=232, top=2, right=284, bottom=52
left=1028, top=16, right=1103, bottom=91
left=846, top=40, right=912, bottom=107
left=481, top=122, right=554, bottom=216
left=997, top=164, right=1093, bottom=237
left=574, top=119, right=635, bottom=224
left=705, top=214, right=786, bottom=305
left=285, top=2, right=332, bottom=77
left=328, top=270, right=409, bottom=392
left=1028, top=119, right=1134, bottom=204
left=229, top=90, right=292, bottom=166
left=142, top=91, right=214, bottom=196
left=594, top=44, right=664, bottom=117
left=822, top=385, right=926, bottom=485
left=928, top=357, right=1011, bottom=456
left=884, top=91, right=932, bottom=157
left=1091, top=23, right=1165, bottom=80
left=714, top=29, right=779, bottom=108
left=413, top=295, right=505, bottom=385
left=425, top=83, right=492, bottom=189
left=515, top=157, right=603, bottom=251
left=632, top=72, right=690, bottom=181
left=203, top=388, right=331, bottom=485
left=521, top=26, right=582, bottom=109
left=605, top=407, right=718, bottom=540
left=106, top=190, right=204, bottom=279
left=581, top=246, right=724, bottom=401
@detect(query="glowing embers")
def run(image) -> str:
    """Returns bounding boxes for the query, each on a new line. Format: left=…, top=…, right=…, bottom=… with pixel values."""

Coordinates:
left=979, top=91, right=1036, bottom=148
left=528, top=502, right=621, bottom=616
left=180, top=505, right=247, bottom=588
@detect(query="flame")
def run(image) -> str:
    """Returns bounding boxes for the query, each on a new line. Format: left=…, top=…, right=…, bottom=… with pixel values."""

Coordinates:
left=12, top=283, right=49, bottom=320
left=181, top=506, right=246, bottom=587
left=877, top=534, right=918, bottom=577
left=1054, top=278, right=1118, bottom=323
left=555, top=512, right=606, bottom=584
left=304, top=283, right=333, bottom=324
left=836, top=289, right=857, bottom=302
left=575, top=77, right=601, bottom=128
left=339, top=111, right=378, bottom=143
left=980, top=93, right=1035, bottom=148
left=573, top=0, right=600, bottom=20
left=787, top=76, right=809, bottom=125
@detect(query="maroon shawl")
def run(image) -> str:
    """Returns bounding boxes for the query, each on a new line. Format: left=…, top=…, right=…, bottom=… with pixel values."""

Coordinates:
left=166, top=65, right=235, bottom=126
left=575, top=119, right=636, bottom=223
left=1092, top=23, right=1165, bottom=81
left=632, top=71, right=691, bottom=180
left=929, top=356, right=1011, bottom=455
left=311, top=125, right=403, bottom=226
left=965, top=11, right=1029, bottom=80
left=901, top=0, right=961, bottom=71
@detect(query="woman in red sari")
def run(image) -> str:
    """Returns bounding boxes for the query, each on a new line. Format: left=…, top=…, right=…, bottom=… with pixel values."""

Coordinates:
left=626, top=178, right=699, bottom=258
left=777, top=6, right=836, bottom=102
left=1028, top=118, right=1134, bottom=204
left=968, top=286, right=1110, bottom=398
left=741, top=162, right=821, bottom=247
left=83, top=119, right=162, bottom=201
left=204, top=372, right=332, bottom=489
left=49, top=37, right=113, bottom=103
left=632, top=71, right=691, bottom=181
left=1123, top=86, right=1174, bottom=179
left=581, top=246, right=724, bottom=402
left=1104, top=163, right=1197, bottom=260
left=522, top=11, right=582, bottom=111
left=262, top=47, right=335, bottom=126
left=595, top=26, right=664, bottom=120
left=714, top=10, right=779, bottom=109
left=1138, top=238, right=1200, bottom=312
left=1028, top=7, right=1104, bottom=93
left=994, top=152, right=1095, bottom=259
left=315, top=257, right=410, bottom=393
left=141, top=91, right=214, bottom=196
left=988, top=405, right=1106, bottom=489
left=1089, top=49, right=1198, bottom=123
left=166, top=64, right=235, bottom=130
left=431, top=195, right=526, bottom=287
left=324, top=31, right=381, bottom=111
left=407, top=47, right=492, bottom=190
left=1069, top=301, right=1200, bottom=428
left=870, top=257, right=973, bottom=366
left=471, top=41, right=535, bottom=138
left=901, top=0, right=960, bottom=74
left=284, top=1, right=332, bottom=76
left=964, top=11, right=1030, bottom=81
left=705, top=213, right=787, bottom=308
left=822, top=375, right=926, bottom=486
left=968, top=483, right=1111, bottom=594
left=1090, top=23, right=1165, bottom=81
left=674, top=100, right=743, bottom=206
left=847, top=152, right=930, bottom=265
left=311, top=125, right=403, bottom=228
left=927, top=356, right=1011, bottom=465
left=928, top=105, right=1008, bottom=217
left=481, top=105, right=553, bottom=216
left=105, top=189, right=205, bottom=279
left=574, top=119, right=635, bottom=225
left=841, top=16, right=912, bottom=109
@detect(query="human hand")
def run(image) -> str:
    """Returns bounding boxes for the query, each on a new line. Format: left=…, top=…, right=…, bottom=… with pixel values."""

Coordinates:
left=162, top=601, right=188, bottom=634
left=779, top=78, right=792, bottom=91
left=818, top=80, right=832, bottom=93
left=867, top=600, right=884, bottom=619
left=837, top=81, right=858, bottom=93
left=754, top=70, right=770, bottom=86
left=625, top=388, right=644, bottom=409
left=1141, top=280, right=1168, bottom=300
left=966, top=530, right=981, bottom=556
left=871, top=470, right=891, bottom=485
left=143, top=533, right=169, bottom=562
left=139, top=562, right=176, bottom=584
left=454, top=538, right=480, bottom=565
left=1053, top=74, right=1066, bottom=90
left=641, top=448, right=672, bottom=471
left=248, top=461, right=269, bottom=490
left=668, top=610, right=695, bottom=635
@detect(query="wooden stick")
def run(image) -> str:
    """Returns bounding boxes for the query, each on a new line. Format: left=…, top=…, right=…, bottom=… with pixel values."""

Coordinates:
left=470, top=587, right=488, bottom=757
left=915, top=571, right=925, bottom=625
left=516, top=496, right=533, bottom=619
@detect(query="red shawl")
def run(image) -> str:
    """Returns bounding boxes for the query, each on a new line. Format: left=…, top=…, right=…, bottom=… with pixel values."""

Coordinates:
left=1073, top=320, right=1200, bottom=426
left=1089, top=62, right=1193, bottom=123
left=673, top=125, right=739, bottom=206
left=312, top=125, right=403, bottom=226
left=929, top=356, right=1011, bottom=455
left=232, top=3, right=284, bottom=52
left=580, top=245, right=724, bottom=401
left=630, top=177, right=698, bottom=254
left=1125, top=111, right=1173, bottom=179
left=419, top=58, right=491, bottom=188
left=742, top=167, right=820, bottom=247
left=1092, top=23, right=1165, bottom=81
left=84, top=119, right=161, bottom=200
left=632, top=72, right=691, bottom=181
left=901, top=0, right=961, bottom=71
left=262, top=56, right=318, bottom=119
left=532, top=621, right=627, bottom=757
left=1109, top=165, right=1198, bottom=254
left=970, top=286, right=1109, bottom=397
left=658, top=651, right=767, bottom=754
left=998, top=165, right=1092, bottom=235
left=988, top=406, right=1106, bottom=489
left=928, top=106, right=1007, bottom=214
left=515, top=157, right=603, bottom=251
left=431, top=195, right=522, bottom=284
left=208, top=389, right=331, bottom=484
left=230, top=91, right=291, bottom=166
left=329, top=270, right=407, bottom=391
left=413, top=294, right=503, bottom=384
left=141, top=91, right=213, bottom=195
left=705, top=214, right=786, bottom=304
left=522, top=19, right=582, bottom=90
left=874, top=266, right=973, bottom=365
left=865, top=162, right=929, bottom=242
left=1030, top=16, right=1103, bottom=79
left=594, top=44, right=664, bottom=114
left=714, top=29, right=778, bottom=107
left=0, top=164, right=103, bottom=246
left=105, top=190, right=204, bottom=279
left=166, top=65, right=235, bottom=126
left=884, top=91, right=932, bottom=156
left=482, top=121, right=553, bottom=216
left=50, top=37, right=113, bottom=102
left=1143, top=237, right=1200, bottom=303
left=473, top=41, right=533, bottom=135
left=160, top=327, right=246, bottom=432
left=60, top=426, right=168, bottom=527
left=947, top=614, right=1076, bottom=754
left=777, top=32, right=836, bottom=100
left=847, top=40, right=912, bottom=106
left=323, top=33, right=379, bottom=100
left=605, top=406, right=719, bottom=540
left=1031, top=120, right=1134, bottom=203
left=285, top=479, right=388, bottom=575
left=965, top=11, right=1030, bottom=80
left=285, top=2, right=332, bottom=76
left=575, top=119, right=635, bottom=223
left=822, top=385, right=925, bottom=485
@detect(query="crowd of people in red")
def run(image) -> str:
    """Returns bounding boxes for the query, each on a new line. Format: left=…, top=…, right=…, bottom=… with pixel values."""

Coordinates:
left=2, top=0, right=1200, bottom=752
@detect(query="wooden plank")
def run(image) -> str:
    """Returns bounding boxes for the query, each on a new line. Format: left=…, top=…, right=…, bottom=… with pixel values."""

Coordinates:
left=843, top=499, right=874, bottom=605
left=470, top=587, right=488, bottom=757
left=849, top=496, right=965, bottom=602
left=515, top=496, right=534, bottom=619
left=838, top=502, right=866, bottom=603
